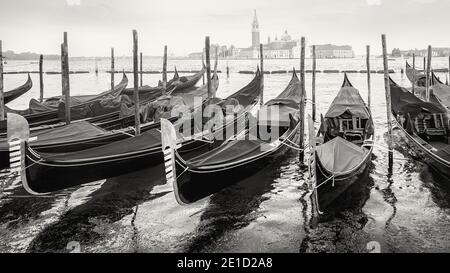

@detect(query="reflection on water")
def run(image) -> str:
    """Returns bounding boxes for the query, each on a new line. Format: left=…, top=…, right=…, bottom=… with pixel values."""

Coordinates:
left=0, top=58, right=450, bottom=252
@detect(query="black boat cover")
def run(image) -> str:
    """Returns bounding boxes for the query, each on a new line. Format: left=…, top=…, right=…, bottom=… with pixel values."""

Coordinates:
left=325, top=82, right=370, bottom=119
left=29, top=70, right=259, bottom=164
left=389, top=78, right=447, bottom=116
left=185, top=71, right=301, bottom=168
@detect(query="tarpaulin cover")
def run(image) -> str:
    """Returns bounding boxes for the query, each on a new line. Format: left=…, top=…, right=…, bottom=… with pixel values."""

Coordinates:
left=41, top=128, right=162, bottom=161
left=389, top=78, right=447, bottom=117
left=0, top=121, right=107, bottom=151
left=186, top=71, right=301, bottom=168
left=120, top=74, right=219, bottom=121
left=431, top=83, right=450, bottom=109
left=316, top=136, right=368, bottom=174
left=35, top=70, right=259, bottom=164
left=325, top=86, right=370, bottom=119
left=24, top=74, right=128, bottom=115
left=58, top=95, right=133, bottom=120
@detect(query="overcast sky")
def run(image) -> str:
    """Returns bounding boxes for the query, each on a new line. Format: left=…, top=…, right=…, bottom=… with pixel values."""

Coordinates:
left=0, top=0, right=448, bottom=57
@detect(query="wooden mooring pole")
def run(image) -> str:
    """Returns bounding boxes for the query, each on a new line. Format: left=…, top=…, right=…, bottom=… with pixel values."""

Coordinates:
left=39, top=54, right=44, bottom=102
left=111, top=48, right=115, bottom=91
left=205, top=37, right=212, bottom=99
left=381, top=34, right=393, bottom=171
left=140, top=52, right=143, bottom=87
left=203, top=53, right=206, bottom=85
left=299, top=36, right=306, bottom=163
left=366, top=45, right=371, bottom=109
left=132, top=30, right=141, bottom=136
left=62, top=32, right=71, bottom=124
left=260, top=43, right=264, bottom=105
left=412, top=53, right=416, bottom=94
left=312, top=45, right=316, bottom=121
left=0, top=41, right=4, bottom=121
left=426, top=45, right=432, bottom=102
left=163, top=45, right=167, bottom=93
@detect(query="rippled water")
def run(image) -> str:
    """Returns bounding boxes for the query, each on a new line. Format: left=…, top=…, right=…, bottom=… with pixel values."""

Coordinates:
left=0, top=57, right=449, bottom=253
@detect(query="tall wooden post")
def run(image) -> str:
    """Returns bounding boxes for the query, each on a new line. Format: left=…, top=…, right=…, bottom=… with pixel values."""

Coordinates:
left=426, top=45, right=432, bottom=102
left=381, top=34, right=393, bottom=171
left=62, top=32, right=71, bottom=124
left=312, top=45, right=316, bottom=121
left=260, top=43, right=264, bottom=105
left=423, top=57, right=426, bottom=72
left=0, top=41, right=4, bottom=121
left=226, top=61, right=230, bottom=79
left=111, top=48, right=115, bottom=92
left=132, top=30, right=141, bottom=136
left=163, top=45, right=167, bottom=93
left=412, top=54, right=416, bottom=94
left=366, top=45, right=371, bottom=109
left=39, top=54, right=44, bottom=102
left=299, top=37, right=306, bottom=163
left=448, top=55, right=450, bottom=85
left=205, top=37, right=212, bottom=99
left=202, top=52, right=205, bottom=85
left=140, top=52, right=143, bottom=87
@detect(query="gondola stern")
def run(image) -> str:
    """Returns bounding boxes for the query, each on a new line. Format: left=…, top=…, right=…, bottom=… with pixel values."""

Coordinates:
left=160, top=118, right=186, bottom=205
left=6, top=113, right=42, bottom=196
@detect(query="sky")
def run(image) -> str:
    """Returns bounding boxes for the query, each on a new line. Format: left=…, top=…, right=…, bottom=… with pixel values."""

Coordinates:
left=0, top=0, right=449, bottom=57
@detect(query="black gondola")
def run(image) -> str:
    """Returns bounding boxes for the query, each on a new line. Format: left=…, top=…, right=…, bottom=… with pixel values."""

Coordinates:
left=310, top=74, right=374, bottom=212
left=0, top=70, right=217, bottom=169
left=390, top=77, right=450, bottom=178
left=160, top=70, right=303, bottom=205
left=5, top=73, right=130, bottom=127
left=4, top=74, right=33, bottom=104
left=6, top=69, right=262, bottom=194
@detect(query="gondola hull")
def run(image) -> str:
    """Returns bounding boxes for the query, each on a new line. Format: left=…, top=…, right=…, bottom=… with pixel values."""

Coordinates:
left=174, top=129, right=299, bottom=204
left=23, top=138, right=207, bottom=193
left=393, top=119, right=450, bottom=178
left=316, top=149, right=372, bottom=210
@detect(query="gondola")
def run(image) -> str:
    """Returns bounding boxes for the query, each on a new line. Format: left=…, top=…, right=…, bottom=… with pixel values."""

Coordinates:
left=164, top=66, right=205, bottom=92
left=405, top=61, right=426, bottom=87
left=0, top=68, right=216, bottom=168
left=6, top=69, right=262, bottom=194
left=429, top=71, right=450, bottom=109
left=160, top=70, right=303, bottom=205
left=4, top=74, right=33, bottom=104
left=5, top=73, right=129, bottom=127
left=310, top=74, right=374, bottom=212
left=406, top=61, right=450, bottom=109
left=389, top=77, right=450, bottom=178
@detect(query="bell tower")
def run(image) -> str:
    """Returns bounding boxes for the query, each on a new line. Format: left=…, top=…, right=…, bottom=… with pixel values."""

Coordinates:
left=252, top=10, right=260, bottom=49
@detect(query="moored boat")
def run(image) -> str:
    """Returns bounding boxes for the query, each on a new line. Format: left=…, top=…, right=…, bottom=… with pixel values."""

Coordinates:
left=310, top=74, right=374, bottom=212
left=390, top=77, right=450, bottom=178
left=160, top=70, right=304, bottom=205
left=6, top=69, right=262, bottom=194
left=4, top=74, right=33, bottom=104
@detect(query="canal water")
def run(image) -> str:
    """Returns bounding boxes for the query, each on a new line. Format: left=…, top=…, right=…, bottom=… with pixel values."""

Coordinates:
left=0, top=57, right=449, bottom=253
